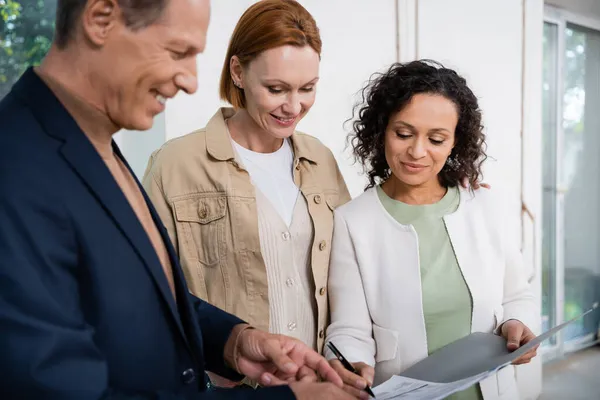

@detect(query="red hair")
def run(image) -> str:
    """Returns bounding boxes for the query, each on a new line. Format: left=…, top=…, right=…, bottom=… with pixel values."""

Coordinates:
left=219, top=0, right=322, bottom=109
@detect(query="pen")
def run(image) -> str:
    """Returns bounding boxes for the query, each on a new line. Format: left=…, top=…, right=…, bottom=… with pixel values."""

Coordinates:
left=327, top=341, right=376, bottom=398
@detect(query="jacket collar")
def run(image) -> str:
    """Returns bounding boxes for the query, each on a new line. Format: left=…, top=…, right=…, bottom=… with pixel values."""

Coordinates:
left=12, top=68, right=82, bottom=143
left=205, top=107, right=319, bottom=164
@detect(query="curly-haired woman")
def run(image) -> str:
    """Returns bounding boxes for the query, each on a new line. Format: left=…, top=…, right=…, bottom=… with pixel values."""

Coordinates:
left=324, top=61, right=538, bottom=400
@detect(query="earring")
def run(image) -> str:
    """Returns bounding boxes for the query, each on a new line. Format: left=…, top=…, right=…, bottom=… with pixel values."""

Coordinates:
left=234, top=80, right=242, bottom=88
left=445, top=156, right=458, bottom=170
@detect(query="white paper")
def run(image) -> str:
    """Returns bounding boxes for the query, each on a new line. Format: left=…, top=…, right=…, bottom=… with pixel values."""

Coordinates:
left=372, top=370, right=492, bottom=400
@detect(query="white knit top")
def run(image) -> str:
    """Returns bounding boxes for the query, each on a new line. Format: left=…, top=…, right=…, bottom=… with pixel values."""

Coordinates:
left=255, top=189, right=317, bottom=349
left=226, top=129, right=317, bottom=349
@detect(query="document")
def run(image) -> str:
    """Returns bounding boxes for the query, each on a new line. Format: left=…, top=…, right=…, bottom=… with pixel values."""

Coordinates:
left=372, top=305, right=598, bottom=399
left=373, top=371, right=490, bottom=400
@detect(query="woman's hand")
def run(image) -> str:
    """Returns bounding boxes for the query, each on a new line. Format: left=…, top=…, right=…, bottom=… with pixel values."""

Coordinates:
left=329, top=359, right=375, bottom=400
left=500, top=319, right=539, bottom=365
left=461, top=177, right=491, bottom=190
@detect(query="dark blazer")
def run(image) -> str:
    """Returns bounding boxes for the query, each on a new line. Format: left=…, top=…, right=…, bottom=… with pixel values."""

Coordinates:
left=0, top=69, right=294, bottom=400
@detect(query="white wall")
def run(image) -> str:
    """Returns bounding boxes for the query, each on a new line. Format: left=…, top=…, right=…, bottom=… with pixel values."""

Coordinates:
left=417, top=0, right=524, bottom=216
left=292, top=0, right=397, bottom=196
left=163, top=1, right=253, bottom=141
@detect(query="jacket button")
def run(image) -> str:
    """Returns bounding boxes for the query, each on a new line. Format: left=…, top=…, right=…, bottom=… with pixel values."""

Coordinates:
left=318, top=240, right=327, bottom=251
left=199, top=206, right=208, bottom=219
left=181, top=368, right=195, bottom=384
left=319, top=329, right=325, bottom=338
left=319, top=287, right=326, bottom=296
left=314, top=195, right=322, bottom=204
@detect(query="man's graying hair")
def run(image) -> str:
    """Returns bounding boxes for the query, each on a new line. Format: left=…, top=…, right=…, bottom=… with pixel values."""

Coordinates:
left=55, top=0, right=168, bottom=48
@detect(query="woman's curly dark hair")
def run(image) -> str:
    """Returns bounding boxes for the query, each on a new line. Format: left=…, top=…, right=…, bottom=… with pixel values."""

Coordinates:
left=349, top=60, right=487, bottom=190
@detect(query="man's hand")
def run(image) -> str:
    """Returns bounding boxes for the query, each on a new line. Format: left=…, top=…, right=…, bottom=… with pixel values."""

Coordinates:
left=500, top=319, right=539, bottom=365
left=289, top=382, right=357, bottom=400
left=224, top=324, right=343, bottom=387
left=329, top=360, right=374, bottom=400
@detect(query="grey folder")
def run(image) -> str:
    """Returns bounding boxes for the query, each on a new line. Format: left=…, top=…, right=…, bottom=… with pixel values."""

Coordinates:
left=400, top=306, right=598, bottom=383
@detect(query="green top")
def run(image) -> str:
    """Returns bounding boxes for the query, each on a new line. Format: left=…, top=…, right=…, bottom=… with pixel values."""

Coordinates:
left=376, top=185, right=483, bottom=400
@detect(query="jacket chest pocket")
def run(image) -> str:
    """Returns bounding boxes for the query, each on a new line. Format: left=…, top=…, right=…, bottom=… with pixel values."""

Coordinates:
left=174, top=195, right=227, bottom=267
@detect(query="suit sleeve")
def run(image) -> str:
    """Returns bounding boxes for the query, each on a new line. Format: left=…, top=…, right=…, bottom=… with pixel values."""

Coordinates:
left=106, top=386, right=295, bottom=399
left=188, top=293, right=247, bottom=380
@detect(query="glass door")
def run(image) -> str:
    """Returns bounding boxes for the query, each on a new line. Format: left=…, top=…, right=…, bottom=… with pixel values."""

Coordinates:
left=542, top=8, right=600, bottom=359
left=560, top=22, right=600, bottom=348
left=541, top=20, right=559, bottom=346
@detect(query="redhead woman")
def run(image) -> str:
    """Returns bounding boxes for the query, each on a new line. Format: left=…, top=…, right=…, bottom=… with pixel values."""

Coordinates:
left=143, top=0, right=349, bottom=362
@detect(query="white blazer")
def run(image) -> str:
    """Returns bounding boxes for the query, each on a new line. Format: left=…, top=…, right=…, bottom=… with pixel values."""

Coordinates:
left=324, top=187, right=536, bottom=400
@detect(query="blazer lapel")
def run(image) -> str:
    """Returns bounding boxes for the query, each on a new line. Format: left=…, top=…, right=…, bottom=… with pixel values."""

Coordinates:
left=139, top=172, right=200, bottom=340
left=14, top=69, right=189, bottom=345
left=114, top=144, right=194, bottom=315
left=62, top=132, right=190, bottom=343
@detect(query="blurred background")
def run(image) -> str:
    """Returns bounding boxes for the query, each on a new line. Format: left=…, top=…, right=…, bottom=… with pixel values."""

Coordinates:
left=2, top=0, right=599, bottom=398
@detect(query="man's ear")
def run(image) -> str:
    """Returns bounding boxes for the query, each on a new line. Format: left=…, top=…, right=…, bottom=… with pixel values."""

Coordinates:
left=81, top=0, right=120, bottom=46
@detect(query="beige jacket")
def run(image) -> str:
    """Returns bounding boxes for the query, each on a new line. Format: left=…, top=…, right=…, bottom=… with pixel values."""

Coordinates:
left=142, top=108, right=351, bottom=352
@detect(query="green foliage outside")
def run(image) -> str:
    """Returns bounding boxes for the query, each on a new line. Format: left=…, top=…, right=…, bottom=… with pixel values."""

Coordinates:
left=0, top=0, right=56, bottom=98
